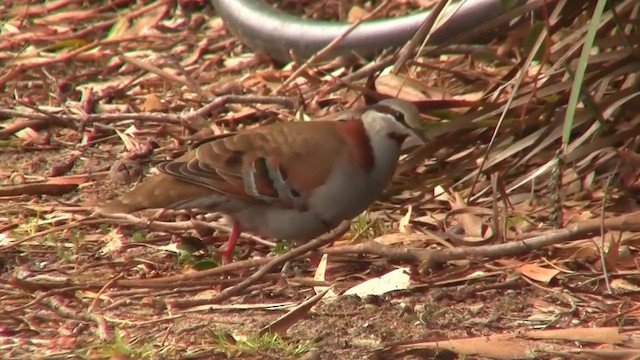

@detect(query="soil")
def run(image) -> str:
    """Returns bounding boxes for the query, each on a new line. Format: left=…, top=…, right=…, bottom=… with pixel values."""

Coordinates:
left=2, top=0, right=639, bottom=359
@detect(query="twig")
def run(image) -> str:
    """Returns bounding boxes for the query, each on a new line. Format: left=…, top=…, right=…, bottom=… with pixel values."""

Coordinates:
left=118, top=53, right=212, bottom=101
left=42, top=296, right=112, bottom=341
left=323, top=211, right=640, bottom=271
left=168, top=220, right=351, bottom=308
left=0, top=95, right=298, bottom=128
left=87, top=273, right=123, bottom=313
left=11, top=212, right=640, bottom=297
left=183, top=95, right=297, bottom=123
left=391, top=0, right=449, bottom=74
left=598, top=161, right=621, bottom=294
left=100, top=213, right=275, bottom=247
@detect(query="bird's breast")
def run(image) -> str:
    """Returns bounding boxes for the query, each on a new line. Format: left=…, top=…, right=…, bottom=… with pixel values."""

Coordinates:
left=307, top=152, right=398, bottom=222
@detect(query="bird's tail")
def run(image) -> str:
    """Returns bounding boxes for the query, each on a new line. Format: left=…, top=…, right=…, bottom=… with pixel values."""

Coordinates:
left=97, top=174, right=217, bottom=214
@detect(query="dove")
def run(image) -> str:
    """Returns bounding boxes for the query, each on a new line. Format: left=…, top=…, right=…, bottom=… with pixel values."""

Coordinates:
left=98, top=99, right=424, bottom=263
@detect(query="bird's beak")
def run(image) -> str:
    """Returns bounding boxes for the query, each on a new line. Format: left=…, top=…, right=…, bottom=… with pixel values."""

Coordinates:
left=410, top=127, right=428, bottom=145
left=401, top=129, right=428, bottom=151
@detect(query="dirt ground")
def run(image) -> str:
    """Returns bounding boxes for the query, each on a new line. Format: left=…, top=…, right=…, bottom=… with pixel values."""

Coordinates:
left=2, top=0, right=640, bottom=359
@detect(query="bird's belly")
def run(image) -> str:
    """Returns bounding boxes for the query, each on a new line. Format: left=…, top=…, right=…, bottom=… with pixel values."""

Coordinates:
left=306, top=171, right=388, bottom=225
left=231, top=192, right=379, bottom=242
left=227, top=167, right=391, bottom=242
left=232, top=206, right=336, bottom=241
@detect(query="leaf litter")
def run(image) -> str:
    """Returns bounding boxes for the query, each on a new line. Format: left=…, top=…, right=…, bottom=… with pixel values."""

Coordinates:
left=1, top=0, right=640, bottom=359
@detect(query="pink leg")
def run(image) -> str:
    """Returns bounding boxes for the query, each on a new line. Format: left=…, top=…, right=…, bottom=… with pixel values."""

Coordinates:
left=223, top=222, right=241, bottom=264
left=308, top=250, right=321, bottom=268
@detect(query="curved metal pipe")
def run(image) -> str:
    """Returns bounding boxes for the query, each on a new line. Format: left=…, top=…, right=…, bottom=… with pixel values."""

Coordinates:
left=211, top=0, right=520, bottom=62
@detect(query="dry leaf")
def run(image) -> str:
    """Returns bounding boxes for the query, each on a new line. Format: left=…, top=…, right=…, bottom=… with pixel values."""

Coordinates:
left=0, top=179, right=83, bottom=196
left=433, top=185, right=448, bottom=201
left=116, top=129, right=144, bottom=152
left=517, top=263, right=560, bottom=284
left=15, top=127, right=40, bottom=141
left=0, top=232, right=17, bottom=247
left=128, top=5, right=167, bottom=35
left=100, top=228, right=126, bottom=255
left=375, top=73, right=430, bottom=101
left=140, top=94, right=165, bottom=112
left=348, top=5, right=369, bottom=22
left=260, top=288, right=332, bottom=336
left=448, top=192, right=494, bottom=241
left=313, top=254, right=338, bottom=301
left=610, top=278, right=640, bottom=291
left=106, top=16, right=131, bottom=40
left=374, top=233, right=426, bottom=246
left=603, top=234, right=621, bottom=270
left=343, top=268, right=411, bottom=297
left=398, top=205, right=413, bottom=234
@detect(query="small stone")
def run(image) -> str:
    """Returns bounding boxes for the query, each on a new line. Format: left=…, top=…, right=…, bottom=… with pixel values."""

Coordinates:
left=109, top=159, right=143, bottom=185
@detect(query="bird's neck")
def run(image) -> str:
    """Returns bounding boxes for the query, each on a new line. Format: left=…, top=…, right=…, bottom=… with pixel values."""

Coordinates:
left=363, top=122, right=404, bottom=187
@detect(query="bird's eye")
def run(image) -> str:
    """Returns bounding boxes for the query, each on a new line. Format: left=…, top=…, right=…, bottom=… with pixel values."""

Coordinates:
left=392, top=109, right=406, bottom=126
left=379, top=106, right=407, bottom=127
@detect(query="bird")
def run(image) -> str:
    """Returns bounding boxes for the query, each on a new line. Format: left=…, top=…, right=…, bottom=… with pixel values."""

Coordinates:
left=98, top=98, right=425, bottom=264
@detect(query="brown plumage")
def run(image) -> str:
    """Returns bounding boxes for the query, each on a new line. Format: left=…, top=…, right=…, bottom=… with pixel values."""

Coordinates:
left=98, top=99, right=424, bottom=263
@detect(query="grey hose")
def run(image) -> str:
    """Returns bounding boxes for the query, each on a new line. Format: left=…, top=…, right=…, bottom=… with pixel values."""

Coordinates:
left=210, top=0, right=523, bottom=62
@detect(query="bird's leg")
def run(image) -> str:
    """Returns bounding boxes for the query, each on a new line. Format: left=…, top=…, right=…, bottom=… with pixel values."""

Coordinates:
left=307, top=249, right=322, bottom=268
left=222, top=221, right=241, bottom=264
